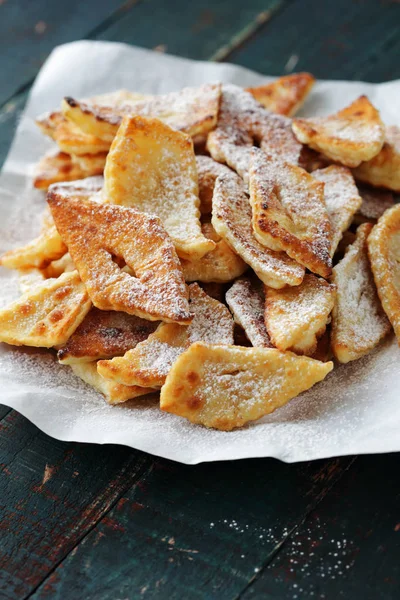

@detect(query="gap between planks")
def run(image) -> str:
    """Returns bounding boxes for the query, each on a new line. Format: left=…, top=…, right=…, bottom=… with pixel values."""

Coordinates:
left=22, top=457, right=156, bottom=600
left=210, top=0, right=285, bottom=62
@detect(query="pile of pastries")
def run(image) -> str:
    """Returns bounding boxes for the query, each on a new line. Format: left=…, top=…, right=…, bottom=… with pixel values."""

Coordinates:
left=0, top=73, right=399, bottom=431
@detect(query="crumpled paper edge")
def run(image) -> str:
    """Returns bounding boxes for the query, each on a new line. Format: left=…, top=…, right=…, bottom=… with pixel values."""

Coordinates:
left=0, top=40, right=399, bottom=464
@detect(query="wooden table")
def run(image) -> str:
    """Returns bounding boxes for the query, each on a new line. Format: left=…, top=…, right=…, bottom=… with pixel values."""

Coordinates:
left=1, top=1, right=400, bottom=598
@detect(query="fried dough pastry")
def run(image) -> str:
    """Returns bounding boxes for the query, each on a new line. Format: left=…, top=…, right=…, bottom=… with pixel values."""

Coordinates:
left=70, top=361, right=155, bottom=405
left=160, top=342, right=333, bottom=430
left=60, top=90, right=151, bottom=142
left=48, top=193, right=191, bottom=324
left=97, top=283, right=234, bottom=388
left=265, top=274, right=336, bottom=356
left=1, top=224, right=66, bottom=270
left=292, top=95, right=385, bottom=168
left=0, top=271, right=91, bottom=348
left=249, top=149, right=332, bottom=278
left=48, top=175, right=104, bottom=199
left=196, top=155, right=233, bottom=214
left=2, top=187, right=98, bottom=273
left=207, top=84, right=303, bottom=183
left=70, top=151, right=107, bottom=175
left=104, top=115, right=214, bottom=261
left=181, top=222, right=247, bottom=283
left=18, top=267, right=46, bottom=294
left=226, top=277, right=271, bottom=347
left=353, top=185, right=394, bottom=226
left=43, top=253, right=76, bottom=278
left=36, top=111, right=110, bottom=155
left=62, top=83, right=221, bottom=142
left=331, top=223, right=390, bottom=362
left=58, top=308, right=158, bottom=364
left=212, top=171, right=305, bottom=288
left=353, top=125, right=400, bottom=192
left=247, top=72, right=315, bottom=116
left=368, top=205, right=400, bottom=343
left=312, top=165, right=362, bottom=255
left=33, top=151, right=89, bottom=190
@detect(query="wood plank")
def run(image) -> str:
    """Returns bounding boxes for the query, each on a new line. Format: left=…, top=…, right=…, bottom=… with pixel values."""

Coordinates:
left=95, top=0, right=285, bottom=60
left=228, top=0, right=400, bottom=81
left=0, top=92, right=27, bottom=168
left=238, top=454, right=400, bottom=599
left=0, top=410, right=152, bottom=598
left=30, top=456, right=354, bottom=599
left=0, top=405, right=11, bottom=421
left=0, top=0, right=288, bottom=169
left=0, top=0, right=132, bottom=107
left=362, top=33, right=400, bottom=83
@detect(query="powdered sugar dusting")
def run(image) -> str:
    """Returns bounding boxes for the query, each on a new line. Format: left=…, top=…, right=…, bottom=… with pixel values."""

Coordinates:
left=49, top=175, right=104, bottom=198
left=207, top=84, right=302, bottom=182
left=265, top=274, right=336, bottom=355
left=212, top=171, right=305, bottom=288
left=97, top=283, right=233, bottom=386
left=357, top=185, right=395, bottom=220
left=292, top=96, right=385, bottom=167
left=250, top=149, right=332, bottom=275
left=313, top=165, right=362, bottom=255
left=331, top=224, right=391, bottom=361
left=226, top=277, right=271, bottom=347
left=188, top=283, right=234, bottom=345
left=105, top=116, right=212, bottom=259
left=48, top=195, right=191, bottom=323
left=77, top=83, right=220, bottom=136
left=195, top=155, right=233, bottom=214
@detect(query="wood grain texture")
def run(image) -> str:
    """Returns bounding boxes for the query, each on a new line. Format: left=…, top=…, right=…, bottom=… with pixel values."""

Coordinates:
left=0, top=0, right=286, bottom=169
left=0, top=92, right=27, bottom=168
left=0, top=0, right=131, bottom=107
left=96, top=0, right=284, bottom=61
left=0, top=405, right=11, bottom=421
left=0, top=410, right=152, bottom=598
left=0, top=1, right=399, bottom=598
left=228, top=0, right=400, bottom=81
left=238, top=454, right=400, bottom=599
left=30, top=457, right=354, bottom=599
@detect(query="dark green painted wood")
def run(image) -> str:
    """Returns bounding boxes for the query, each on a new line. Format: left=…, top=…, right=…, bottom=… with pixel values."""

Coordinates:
left=0, top=405, right=11, bottom=421
left=362, top=33, right=400, bottom=83
left=31, top=457, right=354, bottom=599
left=0, top=410, right=152, bottom=598
left=95, top=0, right=285, bottom=61
left=0, top=0, right=287, bottom=169
left=0, top=92, right=27, bottom=169
left=228, top=0, right=400, bottom=81
left=0, top=0, right=132, bottom=107
left=238, top=454, right=400, bottom=599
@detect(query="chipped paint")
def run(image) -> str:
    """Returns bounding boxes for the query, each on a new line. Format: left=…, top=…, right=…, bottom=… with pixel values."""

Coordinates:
left=210, top=2, right=284, bottom=62
left=42, top=464, right=54, bottom=486
left=34, top=21, right=47, bottom=35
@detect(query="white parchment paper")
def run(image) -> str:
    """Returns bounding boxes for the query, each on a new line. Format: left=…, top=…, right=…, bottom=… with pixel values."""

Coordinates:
left=1, top=41, right=399, bottom=464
